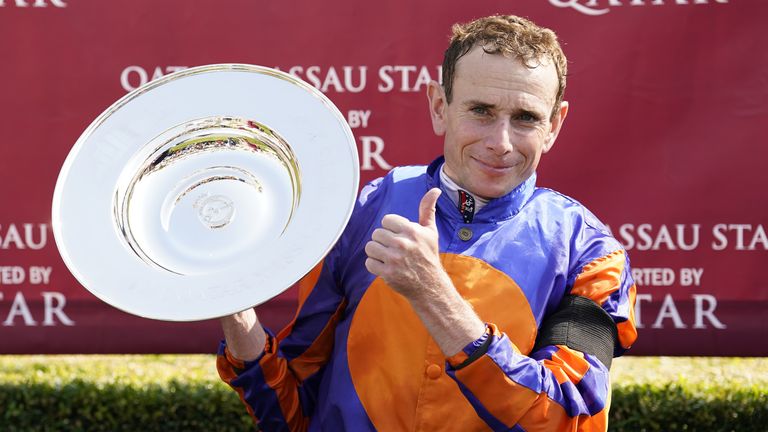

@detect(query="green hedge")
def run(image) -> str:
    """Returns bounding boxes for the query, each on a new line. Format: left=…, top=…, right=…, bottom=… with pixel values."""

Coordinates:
left=0, top=355, right=254, bottom=432
left=611, top=383, right=767, bottom=432
left=0, top=380, right=253, bottom=432
left=0, top=355, right=765, bottom=431
left=609, top=356, right=768, bottom=432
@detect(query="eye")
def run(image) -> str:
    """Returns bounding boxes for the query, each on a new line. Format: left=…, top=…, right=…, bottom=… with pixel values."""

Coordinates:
left=470, top=105, right=491, bottom=116
left=517, top=111, right=539, bottom=122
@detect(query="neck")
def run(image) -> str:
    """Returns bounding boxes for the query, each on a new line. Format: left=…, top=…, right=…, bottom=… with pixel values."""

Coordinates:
left=439, top=164, right=489, bottom=212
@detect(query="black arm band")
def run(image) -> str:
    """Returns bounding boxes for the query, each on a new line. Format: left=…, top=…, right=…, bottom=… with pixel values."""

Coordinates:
left=532, top=295, right=619, bottom=369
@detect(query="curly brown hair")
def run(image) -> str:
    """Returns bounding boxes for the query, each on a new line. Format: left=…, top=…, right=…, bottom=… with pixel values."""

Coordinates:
left=442, top=15, right=568, bottom=120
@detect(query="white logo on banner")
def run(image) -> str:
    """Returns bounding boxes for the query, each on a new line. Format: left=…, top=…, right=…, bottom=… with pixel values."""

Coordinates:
left=0, top=223, right=75, bottom=326
left=120, top=66, right=188, bottom=92
left=549, top=0, right=728, bottom=16
left=0, top=0, right=66, bottom=7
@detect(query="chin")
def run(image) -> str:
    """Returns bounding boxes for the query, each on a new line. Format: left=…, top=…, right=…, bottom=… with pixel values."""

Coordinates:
left=473, top=186, right=507, bottom=200
left=472, top=180, right=519, bottom=199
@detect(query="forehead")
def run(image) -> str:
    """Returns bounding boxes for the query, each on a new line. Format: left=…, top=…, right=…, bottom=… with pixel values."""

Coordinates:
left=452, top=46, right=559, bottom=108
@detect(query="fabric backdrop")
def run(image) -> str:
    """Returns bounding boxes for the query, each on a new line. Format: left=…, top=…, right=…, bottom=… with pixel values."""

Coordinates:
left=0, top=0, right=765, bottom=355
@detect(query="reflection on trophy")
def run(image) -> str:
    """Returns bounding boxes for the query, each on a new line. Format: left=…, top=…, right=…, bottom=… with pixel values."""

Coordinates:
left=52, top=64, right=359, bottom=321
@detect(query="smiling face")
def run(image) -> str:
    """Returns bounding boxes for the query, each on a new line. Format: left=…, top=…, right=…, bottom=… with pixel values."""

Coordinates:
left=428, top=46, right=569, bottom=199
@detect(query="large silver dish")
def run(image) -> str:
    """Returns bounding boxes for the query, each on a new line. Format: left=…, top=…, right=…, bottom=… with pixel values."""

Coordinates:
left=52, top=64, right=359, bottom=321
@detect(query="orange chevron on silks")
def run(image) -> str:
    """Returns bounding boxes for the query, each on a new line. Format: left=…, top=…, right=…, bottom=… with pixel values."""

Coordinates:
left=616, top=283, right=638, bottom=350
left=570, top=248, right=638, bottom=353
left=542, top=346, right=591, bottom=385
left=570, top=249, right=626, bottom=305
left=258, top=344, right=309, bottom=432
left=216, top=351, right=260, bottom=425
left=276, top=262, right=324, bottom=341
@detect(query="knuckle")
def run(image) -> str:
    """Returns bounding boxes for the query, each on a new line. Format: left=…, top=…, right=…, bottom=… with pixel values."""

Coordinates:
left=392, top=237, right=410, bottom=251
left=390, top=251, right=404, bottom=262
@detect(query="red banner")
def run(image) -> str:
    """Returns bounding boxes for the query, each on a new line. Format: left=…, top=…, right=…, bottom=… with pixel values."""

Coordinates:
left=0, top=0, right=765, bottom=355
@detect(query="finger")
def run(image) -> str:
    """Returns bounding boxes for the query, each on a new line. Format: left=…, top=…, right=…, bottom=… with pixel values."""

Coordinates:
left=419, top=188, right=442, bottom=228
left=380, top=213, right=411, bottom=233
left=365, top=256, right=384, bottom=276
left=364, top=239, right=388, bottom=262
left=371, top=227, right=397, bottom=246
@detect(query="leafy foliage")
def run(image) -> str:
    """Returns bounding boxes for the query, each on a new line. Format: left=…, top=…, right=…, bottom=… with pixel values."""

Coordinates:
left=0, top=355, right=765, bottom=431
left=609, top=356, right=768, bottom=432
left=0, top=355, right=253, bottom=431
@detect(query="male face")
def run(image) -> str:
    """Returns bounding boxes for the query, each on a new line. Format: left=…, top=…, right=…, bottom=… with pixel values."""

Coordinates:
left=428, top=45, right=568, bottom=199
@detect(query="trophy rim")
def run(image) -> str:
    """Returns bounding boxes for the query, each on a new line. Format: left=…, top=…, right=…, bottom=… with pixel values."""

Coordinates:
left=52, top=64, right=359, bottom=321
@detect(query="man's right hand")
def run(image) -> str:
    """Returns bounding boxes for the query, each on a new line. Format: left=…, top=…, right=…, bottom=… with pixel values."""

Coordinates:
left=220, top=308, right=267, bottom=362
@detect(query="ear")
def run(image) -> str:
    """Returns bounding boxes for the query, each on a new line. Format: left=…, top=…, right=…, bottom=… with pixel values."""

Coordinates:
left=426, top=80, right=447, bottom=136
left=543, top=101, right=569, bottom=153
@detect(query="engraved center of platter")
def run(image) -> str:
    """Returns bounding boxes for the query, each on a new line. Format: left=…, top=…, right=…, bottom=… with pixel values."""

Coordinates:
left=195, top=194, right=235, bottom=229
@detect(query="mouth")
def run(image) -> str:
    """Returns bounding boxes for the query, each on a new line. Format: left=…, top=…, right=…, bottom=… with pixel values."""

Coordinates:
left=471, top=157, right=518, bottom=175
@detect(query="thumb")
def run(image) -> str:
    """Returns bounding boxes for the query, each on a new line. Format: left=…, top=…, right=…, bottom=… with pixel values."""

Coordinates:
left=419, top=188, right=442, bottom=228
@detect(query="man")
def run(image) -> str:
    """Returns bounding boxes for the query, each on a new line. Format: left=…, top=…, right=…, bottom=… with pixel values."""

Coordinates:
left=218, top=14, right=637, bottom=431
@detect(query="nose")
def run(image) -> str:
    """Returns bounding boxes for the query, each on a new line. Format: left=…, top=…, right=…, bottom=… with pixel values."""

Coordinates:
left=485, top=120, right=513, bottom=155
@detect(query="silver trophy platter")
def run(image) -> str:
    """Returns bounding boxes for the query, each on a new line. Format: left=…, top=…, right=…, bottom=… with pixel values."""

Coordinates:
left=52, top=64, right=359, bottom=321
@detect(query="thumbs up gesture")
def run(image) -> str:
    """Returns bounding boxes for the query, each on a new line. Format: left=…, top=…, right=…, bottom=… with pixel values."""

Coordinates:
left=364, top=188, right=444, bottom=299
